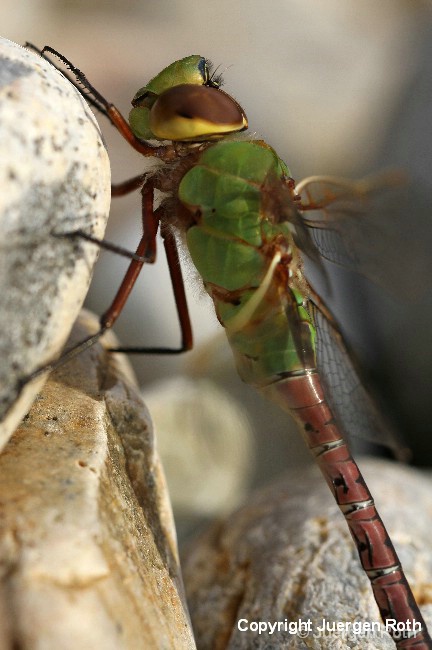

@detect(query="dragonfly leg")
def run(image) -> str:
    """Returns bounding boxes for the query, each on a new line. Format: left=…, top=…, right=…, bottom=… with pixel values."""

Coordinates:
left=74, top=178, right=192, bottom=353
left=25, top=44, right=176, bottom=162
left=111, top=174, right=147, bottom=197
left=159, top=215, right=193, bottom=352
left=52, top=230, right=148, bottom=263
left=109, top=202, right=193, bottom=354
left=51, top=171, right=149, bottom=262
left=96, top=177, right=160, bottom=331
left=22, top=175, right=192, bottom=393
left=25, top=43, right=115, bottom=119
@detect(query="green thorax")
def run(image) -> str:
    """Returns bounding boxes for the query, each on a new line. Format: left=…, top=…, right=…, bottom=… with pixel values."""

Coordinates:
left=178, top=139, right=317, bottom=386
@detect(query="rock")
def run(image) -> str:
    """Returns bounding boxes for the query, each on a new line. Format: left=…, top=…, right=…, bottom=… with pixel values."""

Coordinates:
left=0, top=38, right=111, bottom=449
left=143, top=377, right=254, bottom=520
left=182, top=459, right=432, bottom=649
left=0, top=311, right=195, bottom=650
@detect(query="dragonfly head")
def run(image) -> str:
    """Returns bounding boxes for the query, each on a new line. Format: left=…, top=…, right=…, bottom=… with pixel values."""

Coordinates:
left=129, top=55, right=248, bottom=142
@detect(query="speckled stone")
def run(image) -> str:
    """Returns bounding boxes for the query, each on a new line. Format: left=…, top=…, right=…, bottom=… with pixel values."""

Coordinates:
left=0, top=38, right=111, bottom=450
left=0, top=311, right=196, bottom=650
left=182, top=459, right=432, bottom=649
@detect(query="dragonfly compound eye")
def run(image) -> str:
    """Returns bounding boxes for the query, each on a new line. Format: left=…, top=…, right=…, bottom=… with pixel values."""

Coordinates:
left=148, top=84, right=248, bottom=141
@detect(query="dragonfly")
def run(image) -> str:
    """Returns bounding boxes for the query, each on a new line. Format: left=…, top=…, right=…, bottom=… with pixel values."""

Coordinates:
left=25, top=45, right=431, bottom=649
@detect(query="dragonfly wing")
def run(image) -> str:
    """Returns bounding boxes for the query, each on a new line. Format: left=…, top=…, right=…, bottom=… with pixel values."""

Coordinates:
left=310, top=302, right=409, bottom=459
left=296, top=175, right=426, bottom=298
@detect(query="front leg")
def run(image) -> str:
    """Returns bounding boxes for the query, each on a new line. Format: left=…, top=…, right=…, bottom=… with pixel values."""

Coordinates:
left=25, top=44, right=176, bottom=161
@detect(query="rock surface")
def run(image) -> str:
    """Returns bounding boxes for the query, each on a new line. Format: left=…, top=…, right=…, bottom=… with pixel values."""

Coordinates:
left=0, top=311, right=195, bottom=650
left=0, top=38, right=111, bottom=448
left=182, top=459, right=432, bottom=649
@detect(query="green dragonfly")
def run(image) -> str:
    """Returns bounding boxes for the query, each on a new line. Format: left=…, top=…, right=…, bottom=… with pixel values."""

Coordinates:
left=25, top=46, right=431, bottom=649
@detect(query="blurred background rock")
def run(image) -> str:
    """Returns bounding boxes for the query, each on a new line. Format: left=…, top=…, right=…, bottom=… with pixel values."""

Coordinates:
left=3, top=1, right=432, bottom=538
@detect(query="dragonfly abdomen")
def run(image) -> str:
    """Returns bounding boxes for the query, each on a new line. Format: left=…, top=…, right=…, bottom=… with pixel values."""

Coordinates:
left=263, top=372, right=431, bottom=646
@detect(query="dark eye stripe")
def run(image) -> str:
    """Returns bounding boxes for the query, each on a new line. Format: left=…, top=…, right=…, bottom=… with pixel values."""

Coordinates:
left=149, top=83, right=247, bottom=140
left=152, top=84, right=245, bottom=126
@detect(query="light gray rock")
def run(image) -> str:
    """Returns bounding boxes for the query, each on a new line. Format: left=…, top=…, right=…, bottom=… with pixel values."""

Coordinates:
left=183, top=459, right=432, bottom=649
left=0, top=310, right=196, bottom=650
left=0, top=38, right=111, bottom=450
left=144, top=377, right=255, bottom=518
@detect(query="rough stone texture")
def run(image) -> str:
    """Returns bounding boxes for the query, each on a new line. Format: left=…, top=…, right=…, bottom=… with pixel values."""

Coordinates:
left=182, top=459, right=432, bottom=649
left=0, top=38, right=111, bottom=449
left=0, top=311, right=195, bottom=650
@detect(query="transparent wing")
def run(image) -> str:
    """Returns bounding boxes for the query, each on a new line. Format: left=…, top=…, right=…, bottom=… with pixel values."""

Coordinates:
left=311, top=303, right=409, bottom=459
left=269, top=172, right=428, bottom=455
left=296, top=174, right=432, bottom=298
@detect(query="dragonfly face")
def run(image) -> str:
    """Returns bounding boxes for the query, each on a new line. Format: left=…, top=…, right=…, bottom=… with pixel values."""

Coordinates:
left=129, top=55, right=248, bottom=142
